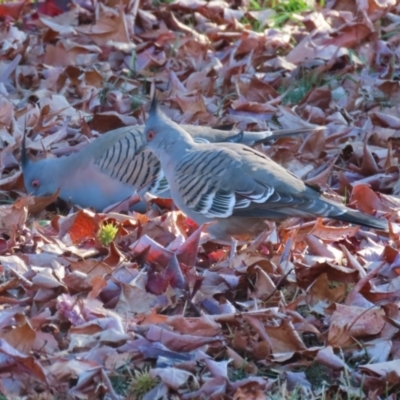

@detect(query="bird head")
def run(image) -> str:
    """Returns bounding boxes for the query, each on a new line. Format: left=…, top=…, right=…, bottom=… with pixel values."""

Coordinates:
left=21, top=133, right=60, bottom=197
left=142, top=96, right=194, bottom=156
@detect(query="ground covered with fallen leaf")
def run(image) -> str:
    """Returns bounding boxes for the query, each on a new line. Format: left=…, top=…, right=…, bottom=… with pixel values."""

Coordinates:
left=1, top=0, right=400, bottom=398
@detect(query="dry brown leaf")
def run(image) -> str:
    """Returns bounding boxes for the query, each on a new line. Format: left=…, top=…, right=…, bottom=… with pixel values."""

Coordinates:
left=328, top=304, right=385, bottom=347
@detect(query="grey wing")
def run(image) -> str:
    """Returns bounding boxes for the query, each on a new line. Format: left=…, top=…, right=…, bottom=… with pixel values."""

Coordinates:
left=231, top=182, right=334, bottom=219
left=175, top=147, right=275, bottom=218
left=93, top=128, right=168, bottom=195
left=175, top=146, right=335, bottom=219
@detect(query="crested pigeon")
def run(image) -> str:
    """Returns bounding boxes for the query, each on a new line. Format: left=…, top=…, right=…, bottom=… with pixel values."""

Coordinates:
left=22, top=123, right=319, bottom=212
left=139, top=99, right=388, bottom=240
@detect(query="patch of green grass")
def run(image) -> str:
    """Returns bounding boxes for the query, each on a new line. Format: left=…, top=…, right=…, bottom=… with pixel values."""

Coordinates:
left=268, top=385, right=310, bottom=400
left=130, top=94, right=147, bottom=110
left=306, top=362, right=331, bottom=390
left=98, top=76, right=147, bottom=111
left=356, top=83, right=393, bottom=109
left=228, top=361, right=250, bottom=381
left=296, top=304, right=313, bottom=318
left=328, top=280, right=342, bottom=289
left=0, top=198, right=14, bottom=205
left=280, top=69, right=329, bottom=104
left=240, top=16, right=264, bottom=32
left=168, top=32, right=184, bottom=58
left=381, top=28, right=400, bottom=40
left=345, top=282, right=355, bottom=296
left=127, top=50, right=137, bottom=78
left=110, top=373, right=131, bottom=396
left=249, top=0, right=264, bottom=10
left=247, top=0, right=310, bottom=28
left=152, top=0, right=174, bottom=5
left=98, top=83, right=114, bottom=106
left=272, top=0, right=311, bottom=27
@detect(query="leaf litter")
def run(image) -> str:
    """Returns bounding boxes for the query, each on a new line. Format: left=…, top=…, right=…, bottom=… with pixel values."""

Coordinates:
left=0, top=0, right=400, bottom=398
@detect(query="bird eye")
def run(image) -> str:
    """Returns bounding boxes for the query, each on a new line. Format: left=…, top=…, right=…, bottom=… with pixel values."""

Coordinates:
left=146, top=130, right=156, bottom=141
left=31, top=179, right=40, bottom=189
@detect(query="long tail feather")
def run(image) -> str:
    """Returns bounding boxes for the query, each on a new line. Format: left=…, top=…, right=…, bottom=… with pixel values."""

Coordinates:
left=333, top=208, right=388, bottom=231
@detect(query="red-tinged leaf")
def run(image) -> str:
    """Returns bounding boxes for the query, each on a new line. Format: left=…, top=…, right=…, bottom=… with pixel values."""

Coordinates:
left=304, top=234, right=343, bottom=261
left=208, top=248, right=228, bottom=263
left=46, top=359, right=97, bottom=381
left=164, top=255, right=186, bottom=289
left=296, top=261, right=359, bottom=289
left=69, top=259, right=112, bottom=277
left=349, top=185, right=387, bottom=214
left=309, top=218, right=360, bottom=241
left=315, top=346, right=347, bottom=370
left=0, top=238, right=8, bottom=254
left=37, top=0, right=68, bottom=17
left=299, top=86, right=332, bottom=109
left=88, top=275, right=107, bottom=299
left=69, top=317, right=125, bottom=335
left=166, top=315, right=221, bottom=336
left=146, top=324, right=221, bottom=352
left=189, top=376, right=227, bottom=399
left=89, top=112, right=137, bottom=132
left=131, top=234, right=174, bottom=266
left=115, top=281, right=159, bottom=315
left=324, top=23, right=372, bottom=48
left=136, top=311, right=168, bottom=326
left=75, top=4, right=133, bottom=46
left=3, top=322, right=36, bottom=354
left=359, top=359, right=400, bottom=378
left=327, top=304, right=385, bottom=347
left=0, top=1, right=26, bottom=20
left=244, top=315, right=306, bottom=361
left=306, top=272, right=346, bottom=304
left=26, top=189, right=60, bottom=214
left=236, top=76, right=279, bottom=102
left=146, top=265, right=170, bottom=295
left=254, top=266, right=276, bottom=298
left=67, top=210, right=100, bottom=245
left=175, top=223, right=203, bottom=266
left=148, top=197, right=174, bottom=210
left=150, top=367, right=196, bottom=391
left=0, top=339, right=48, bottom=383
left=102, top=241, right=123, bottom=267
left=232, top=382, right=268, bottom=400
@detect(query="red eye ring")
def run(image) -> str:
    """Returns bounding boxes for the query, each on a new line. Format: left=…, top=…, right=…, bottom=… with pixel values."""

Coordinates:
left=146, top=130, right=156, bottom=141
left=31, top=179, right=40, bottom=189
